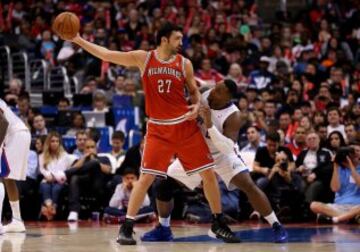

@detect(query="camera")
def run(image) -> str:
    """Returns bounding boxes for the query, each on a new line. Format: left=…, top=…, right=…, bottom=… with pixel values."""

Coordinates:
left=279, top=161, right=288, bottom=171
left=334, top=147, right=355, bottom=165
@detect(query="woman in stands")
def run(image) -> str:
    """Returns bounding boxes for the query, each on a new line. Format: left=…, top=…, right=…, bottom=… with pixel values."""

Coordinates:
left=39, top=132, right=75, bottom=220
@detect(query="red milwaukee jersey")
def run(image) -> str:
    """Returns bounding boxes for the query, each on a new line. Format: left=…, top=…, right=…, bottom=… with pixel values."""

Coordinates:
left=142, top=50, right=189, bottom=120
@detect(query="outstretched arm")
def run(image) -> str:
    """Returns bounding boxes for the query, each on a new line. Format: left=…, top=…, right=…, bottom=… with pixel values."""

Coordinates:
left=70, top=34, right=147, bottom=72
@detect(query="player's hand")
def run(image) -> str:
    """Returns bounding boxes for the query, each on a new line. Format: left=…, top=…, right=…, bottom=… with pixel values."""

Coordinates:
left=185, top=103, right=200, bottom=121
left=199, top=105, right=212, bottom=128
left=70, top=33, right=81, bottom=43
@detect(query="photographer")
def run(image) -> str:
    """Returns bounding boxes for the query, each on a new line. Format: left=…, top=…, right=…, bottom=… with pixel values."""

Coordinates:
left=296, top=132, right=333, bottom=204
left=64, top=138, right=112, bottom=222
left=310, top=143, right=360, bottom=223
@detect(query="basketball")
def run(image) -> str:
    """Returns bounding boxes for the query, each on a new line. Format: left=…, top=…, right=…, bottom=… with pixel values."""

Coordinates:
left=52, top=12, right=80, bottom=40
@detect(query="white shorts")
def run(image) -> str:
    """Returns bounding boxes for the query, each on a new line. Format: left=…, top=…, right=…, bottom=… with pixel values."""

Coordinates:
left=168, top=153, right=249, bottom=191
left=1, top=130, right=31, bottom=181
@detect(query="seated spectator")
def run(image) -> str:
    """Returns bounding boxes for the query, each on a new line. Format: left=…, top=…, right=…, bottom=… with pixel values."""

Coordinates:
left=99, top=131, right=126, bottom=174
left=296, top=132, right=333, bottom=205
left=32, top=114, right=48, bottom=136
left=65, top=112, right=86, bottom=137
left=196, top=58, right=223, bottom=87
left=16, top=94, right=31, bottom=128
left=285, top=126, right=307, bottom=159
left=92, top=90, right=109, bottom=112
left=39, top=132, right=76, bottom=220
left=34, top=135, right=47, bottom=154
left=226, top=63, right=247, bottom=92
left=310, top=143, right=360, bottom=224
left=104, top=168, right=153, bottom=222
left=253, top=131, right=295, bottom=191
left=345, top=123, right=358, bottom=144
left=326, top=131, right=347, bottom=156
left=72, top=130, right=87, bottom=158
left=57, top=97, right=71, bottom=112
left=240, top=126, right=265, bottom=168
left=327, top=107, right=346, bottom=138
left=248, top=56, right=275, bottom=90
left=106, top=75, right=126, bottom=103
left=65, top=138, right=112, bottom=222
left=4, top=78, right=27, bottom=106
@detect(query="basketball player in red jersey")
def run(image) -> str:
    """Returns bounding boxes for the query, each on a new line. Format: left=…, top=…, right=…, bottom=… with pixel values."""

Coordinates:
left=66, top=22, right=240, bottom=245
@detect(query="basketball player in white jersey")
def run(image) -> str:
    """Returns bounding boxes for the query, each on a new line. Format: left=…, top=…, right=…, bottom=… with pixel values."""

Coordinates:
left=0, top=98, right=31, bottom=234
left=141, top=80, right=288, bottom=243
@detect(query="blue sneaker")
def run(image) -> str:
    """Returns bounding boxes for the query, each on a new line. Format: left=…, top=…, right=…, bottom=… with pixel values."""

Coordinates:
left=141, top=224, right=173, bottom=242
left=272, top=222, right=288, bottom=243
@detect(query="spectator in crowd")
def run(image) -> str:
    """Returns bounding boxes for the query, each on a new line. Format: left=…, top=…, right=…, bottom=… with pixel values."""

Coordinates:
left=249, top=56, right=275, bottom=90
left=65, top=112, right=86, bottom=137
left=4, top=78, right=26, bottom=106
left=57, top=97, right=71, bottom=112
left=196, top=58, right=224, bottom=87
left=241, top=126, right=265, bottom=154
left=39, top=132, right=75, bottom=220
left=327, top=107, right=346, bottom=138
left=16, top=94, right=31, bottom=127
left=264, top=100, right=277, bottom=124
left=226, top=63, right=247, bottom=92
left=296, top=132, right=333, bottom=206
left=345, top=123, right=358, bottom=144
left=65, top=138, right=112, bottom=222
left=99, top=131, right=126, bottom=174
left=93, top=90, right=109, bottom=113
left=326, top=131, right=347, bottom=156
left=72, top=130, right=88, bottom=159
left=253, top=131, right=295, bottom=191
left=32, top=114, right=48, bottom=136
left=104, top=168, right=153, bottom=222
left=286, top=126, right=307, bottom=159
left=310, top=143, right=360, bottom=224
left=279, top=111, right=294, bottom=144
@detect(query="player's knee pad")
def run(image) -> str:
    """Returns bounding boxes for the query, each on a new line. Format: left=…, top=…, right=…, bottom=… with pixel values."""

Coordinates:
left=155, top=179, right=174, bottom=202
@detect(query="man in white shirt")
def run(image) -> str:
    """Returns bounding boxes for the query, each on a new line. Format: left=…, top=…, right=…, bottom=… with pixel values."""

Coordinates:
left=327, top=107, right=345, bottom=139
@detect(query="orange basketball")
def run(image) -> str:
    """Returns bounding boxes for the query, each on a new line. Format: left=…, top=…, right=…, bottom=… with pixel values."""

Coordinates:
left=52, top=12, right=80, bottom=40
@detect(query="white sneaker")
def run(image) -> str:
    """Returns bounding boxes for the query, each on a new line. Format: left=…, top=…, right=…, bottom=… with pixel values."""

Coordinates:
left=3, top=219, right=26, bottom=233
left=67, top=211, right=78, bottom=222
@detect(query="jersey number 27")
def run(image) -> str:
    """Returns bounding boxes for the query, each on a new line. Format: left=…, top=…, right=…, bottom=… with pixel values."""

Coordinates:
left=158, top=79, right=172, bottom=93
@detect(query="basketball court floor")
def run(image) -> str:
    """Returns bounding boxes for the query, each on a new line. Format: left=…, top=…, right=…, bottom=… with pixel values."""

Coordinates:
left=0, top=221, right=359, bottom=252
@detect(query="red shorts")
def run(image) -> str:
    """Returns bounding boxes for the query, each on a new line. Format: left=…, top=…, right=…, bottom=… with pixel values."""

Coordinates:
left=141, top=120, right=214, bottom=177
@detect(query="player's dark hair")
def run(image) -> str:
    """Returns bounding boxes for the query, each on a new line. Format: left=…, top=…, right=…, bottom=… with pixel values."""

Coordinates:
left=224, top=79, right=237, bottom=98
left=156, top=22, right=182, bottom=46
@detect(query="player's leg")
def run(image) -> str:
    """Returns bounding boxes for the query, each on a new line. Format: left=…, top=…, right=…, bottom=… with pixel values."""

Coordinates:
left=142, top=159, right=203, bottom=242
left=117, top=132, right=172, bottom=245
left=179, top=131, right=240, bottom=243
left=2, top=130, right=30, bottom=233
left=141, top=179, right=175, bottom=242
left=0, top=180, right=5, bottom=235
left=230, top=171, right=288, bottom=242
left=310, top=202, right=341, bottom=219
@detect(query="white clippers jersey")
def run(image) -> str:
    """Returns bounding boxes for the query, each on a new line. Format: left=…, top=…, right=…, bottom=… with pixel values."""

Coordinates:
left=0, top=99, right=28, bottom=135
left=201, top=90, right=240, bottom=159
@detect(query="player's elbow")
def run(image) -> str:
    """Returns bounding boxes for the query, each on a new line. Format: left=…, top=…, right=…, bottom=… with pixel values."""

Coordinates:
left=0, top=116, right=9, bottom=130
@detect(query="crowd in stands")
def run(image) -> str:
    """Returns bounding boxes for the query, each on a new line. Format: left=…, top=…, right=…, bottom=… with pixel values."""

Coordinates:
left=0, top=0, right=360, bottom=224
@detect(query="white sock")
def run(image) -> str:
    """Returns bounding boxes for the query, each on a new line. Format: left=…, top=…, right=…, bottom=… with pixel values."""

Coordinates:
left=264, top=211, right=280, bottom=226
left=126, top=215, right=135, bottom=220
left=10, top=200, right=22, bottom=221
left=332, top=217, right=339, bottom=223
left=0, top=182, right=4, bottom=225
left=159, top=216, right=171, bottom=227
